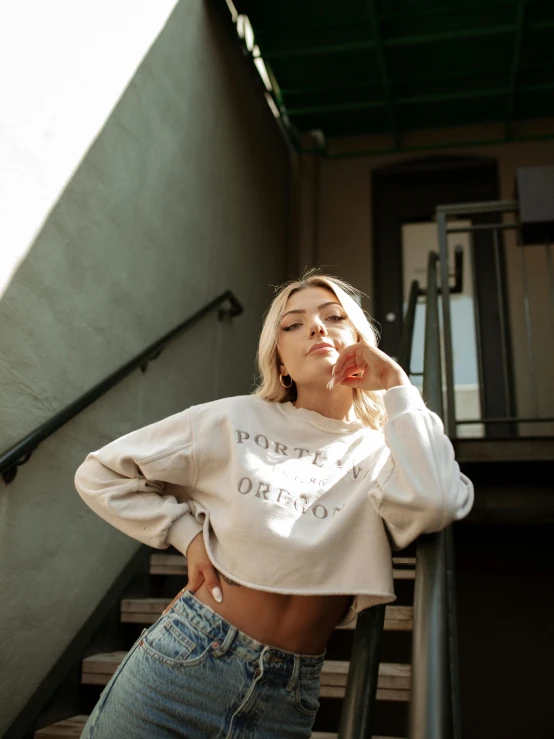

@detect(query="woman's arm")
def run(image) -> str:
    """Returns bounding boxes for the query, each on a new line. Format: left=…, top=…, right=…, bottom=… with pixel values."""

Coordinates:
left=370, top=384, right=474, bottom=550
left=331, top=341, right=474, bottom=550
left=74, top=407, right=203, bottom=556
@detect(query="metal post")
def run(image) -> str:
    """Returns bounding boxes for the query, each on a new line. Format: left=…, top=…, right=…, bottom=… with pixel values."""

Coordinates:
left=409, top=252, right=452, bottom=739
left=492, top=226, right=511, bottom=416
left=409, top=532, right=451, bottom=739
left=445, top=526, right=463, bottom=739
left=519, top=235, right=539, bottom=417
left=469, top=230, right=486, bottom=428
left=338, top=605, right=386, bottom=738
left=437, top=212, right=456, bottom=436
left=546, top=240, right=554, bottom=328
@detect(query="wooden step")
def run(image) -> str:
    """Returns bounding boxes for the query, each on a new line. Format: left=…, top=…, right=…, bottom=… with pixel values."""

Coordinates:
left=455, top=436, right=554, bottom=463
left=151, top=553, right=415, bottom=580
left=35, top=716, right=88, bottom=737
left=82, top=651, right=128, bottom=686
left=121, top=598, right=413, bottom=631
left=82, top=653, right=410, bottom=701
left=320, top=660, right=410, bottom=702
left=34, top=717, right=402, bottom=739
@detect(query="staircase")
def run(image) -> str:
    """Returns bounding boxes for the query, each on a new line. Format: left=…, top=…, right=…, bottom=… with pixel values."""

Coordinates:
left=33, top=552, right=416, bottom=738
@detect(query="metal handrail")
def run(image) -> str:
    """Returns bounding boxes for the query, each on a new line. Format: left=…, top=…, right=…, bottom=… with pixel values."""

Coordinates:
left=342, top=252, right=461, bottom=739
left=338, top=271, right=422, bottom=739
left=408, top=252, right=459, bottom=739
left=0, top=290, right=243, bottom=485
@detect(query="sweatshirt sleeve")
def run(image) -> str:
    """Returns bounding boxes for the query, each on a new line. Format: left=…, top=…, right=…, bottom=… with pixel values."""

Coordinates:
left=74, top=407, right=203, bottom=556
left=369, top=384, right=474, bottom=551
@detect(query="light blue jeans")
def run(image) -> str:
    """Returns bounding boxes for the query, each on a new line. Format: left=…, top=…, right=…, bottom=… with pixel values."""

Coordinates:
left=81, top=589, right=326, bottom=738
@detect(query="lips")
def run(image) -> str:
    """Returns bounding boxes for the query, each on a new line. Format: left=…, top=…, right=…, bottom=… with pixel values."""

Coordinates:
left=308, top=342, right=335, bottom=355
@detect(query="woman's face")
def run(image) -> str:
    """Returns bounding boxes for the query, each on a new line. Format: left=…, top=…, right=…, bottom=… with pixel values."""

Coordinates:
left=277, top=286, right=357, bottom=386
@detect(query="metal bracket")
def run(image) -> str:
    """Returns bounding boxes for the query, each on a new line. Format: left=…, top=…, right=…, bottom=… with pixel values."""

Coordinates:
left=2, top=451, right=34, bottom=485
left=139, top=348, right=164, bottom=373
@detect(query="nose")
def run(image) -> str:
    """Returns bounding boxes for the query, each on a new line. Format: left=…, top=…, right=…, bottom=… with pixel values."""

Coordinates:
left=310, top=318, right=328, bottom=337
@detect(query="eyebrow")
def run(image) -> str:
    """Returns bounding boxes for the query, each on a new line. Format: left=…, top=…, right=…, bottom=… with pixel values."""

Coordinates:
left=280, top=301, right=343, bottom=320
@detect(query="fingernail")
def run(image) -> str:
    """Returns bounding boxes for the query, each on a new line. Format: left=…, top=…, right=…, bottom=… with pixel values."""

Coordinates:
left=212, top=587, right=223, bottom=603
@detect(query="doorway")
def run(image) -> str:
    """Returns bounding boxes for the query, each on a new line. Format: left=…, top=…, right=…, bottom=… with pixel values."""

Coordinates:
left=372, top=155, right=514, bottom=436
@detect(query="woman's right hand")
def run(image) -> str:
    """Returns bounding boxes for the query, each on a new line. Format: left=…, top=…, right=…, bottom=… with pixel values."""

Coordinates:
left=161, top=532, right=222, bottom=616
left=184, top=532, right=223, bottom=603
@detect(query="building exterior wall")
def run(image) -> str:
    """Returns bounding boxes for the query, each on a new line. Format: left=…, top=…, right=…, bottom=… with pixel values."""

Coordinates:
left=0, top=1, right=292, bottom=729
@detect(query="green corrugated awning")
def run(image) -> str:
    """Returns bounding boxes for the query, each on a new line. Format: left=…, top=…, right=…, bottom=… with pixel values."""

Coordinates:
left=227, top=0, right=554, bottom=150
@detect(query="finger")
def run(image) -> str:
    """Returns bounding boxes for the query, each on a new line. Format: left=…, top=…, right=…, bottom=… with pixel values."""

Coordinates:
left=332, top=346, right=356, bottom=376
left=327, top=360, right=359, bottom=390
left=334, top=360, right=361, bottom=385
left=202, top=564, right=223, bottom=603
left=186, top=569, right=204, bottom=594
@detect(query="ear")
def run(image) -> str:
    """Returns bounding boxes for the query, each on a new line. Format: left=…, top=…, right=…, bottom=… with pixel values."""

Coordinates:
left=279, top=362, right=288, bottom=376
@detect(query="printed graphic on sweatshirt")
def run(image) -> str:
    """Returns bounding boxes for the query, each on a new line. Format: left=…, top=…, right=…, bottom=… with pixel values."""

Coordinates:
left=234, top=428, right=375, bottom=521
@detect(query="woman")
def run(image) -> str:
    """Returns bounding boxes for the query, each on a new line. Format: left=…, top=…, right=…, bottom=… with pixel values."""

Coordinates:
left=75, top=272, right=474, bottom=738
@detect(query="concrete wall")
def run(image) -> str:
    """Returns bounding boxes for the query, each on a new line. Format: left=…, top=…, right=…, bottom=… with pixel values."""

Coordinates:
left=0, top=1, right=291, bottom=730
left=293, top=120, right=554, bottom=435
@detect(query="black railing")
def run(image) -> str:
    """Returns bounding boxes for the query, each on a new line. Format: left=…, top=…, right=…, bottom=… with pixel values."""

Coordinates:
left=0, top=291, right=243, bottom=485
left=341, top=251, right=462, bottom=738
left=408, top=252, right=461, bottom=739
left=437, top=199, right=554, bottom=436
left=339, top=267, right=422, bottom=739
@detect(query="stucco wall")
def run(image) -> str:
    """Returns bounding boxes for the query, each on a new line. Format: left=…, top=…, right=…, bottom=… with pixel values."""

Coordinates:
left=0, top=1, right=291, bottom=730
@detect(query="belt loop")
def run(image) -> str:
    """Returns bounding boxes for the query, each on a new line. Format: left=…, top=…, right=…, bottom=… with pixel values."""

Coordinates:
left=255, top=645, right=270, bottom=679
left=213, top=623, right=237, bottom=658
left=286, top=654, right=301, bottom=692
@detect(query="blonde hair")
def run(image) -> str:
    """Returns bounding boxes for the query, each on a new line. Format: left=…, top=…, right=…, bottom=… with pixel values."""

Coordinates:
left=253, top=269, right=387, bottom=430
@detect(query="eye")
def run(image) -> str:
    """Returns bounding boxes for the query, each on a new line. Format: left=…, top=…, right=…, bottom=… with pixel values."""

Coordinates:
left=281, top=322, right=302, bottom=332
left=327, top=314, right=347, bottom=322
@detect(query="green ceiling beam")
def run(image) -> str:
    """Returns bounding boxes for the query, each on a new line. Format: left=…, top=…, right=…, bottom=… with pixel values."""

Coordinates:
left=262, top=19, right=554, bottom=59
left=281, top=60, right=554, bottom=99
left=263, top=40, right=374, bottom=59
left=505, top=0, right=527, bottom=139
left=286, top=81, right=554, bottom=117
left=282, top=81, right=379, bottom=97
left=287, top=99, right=387, bottom=116
left=299, top=132, right=554, bottom=160
left=254, top=0, right=515, bottom=36
left=379, top=0, right=516, bottom=22
left=366, top=0, right=399, bottom=149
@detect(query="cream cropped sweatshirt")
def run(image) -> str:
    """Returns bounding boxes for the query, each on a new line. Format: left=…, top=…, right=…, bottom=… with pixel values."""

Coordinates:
left=74, top=384, right=474, bottom=627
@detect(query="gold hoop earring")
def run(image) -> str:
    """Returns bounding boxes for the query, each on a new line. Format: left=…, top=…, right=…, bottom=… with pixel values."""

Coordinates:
left=279, top=373, right=293, bottom=388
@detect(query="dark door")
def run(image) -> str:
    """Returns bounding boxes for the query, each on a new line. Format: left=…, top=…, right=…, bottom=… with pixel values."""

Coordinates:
left=372, top=155, right=514, bottom=436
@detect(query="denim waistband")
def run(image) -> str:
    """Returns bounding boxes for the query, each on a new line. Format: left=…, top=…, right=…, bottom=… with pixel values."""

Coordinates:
left=172, top=590, right=326, bottom=679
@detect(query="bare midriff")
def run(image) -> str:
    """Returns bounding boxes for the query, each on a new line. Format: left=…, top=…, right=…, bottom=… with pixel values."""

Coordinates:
left=190, top=569, right=353, bottom=655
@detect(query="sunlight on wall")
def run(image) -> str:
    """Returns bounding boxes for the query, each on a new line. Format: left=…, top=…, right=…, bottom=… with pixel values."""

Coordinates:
left=0, top=0, right=179, bottom=299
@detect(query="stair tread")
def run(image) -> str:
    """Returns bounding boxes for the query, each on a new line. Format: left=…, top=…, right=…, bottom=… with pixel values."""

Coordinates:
left=150, top=554, right=415, bottom=579
left=34, top=716, right=89, bottom=737
left=455, top=436, right=554, bottom=463
left=120, top=598, right=413, bottom=630
left=80, top=652, right=411, bottom=701
left=82, top=652, right=409, bottom=686
left=34, top=717, right=403, bottom=739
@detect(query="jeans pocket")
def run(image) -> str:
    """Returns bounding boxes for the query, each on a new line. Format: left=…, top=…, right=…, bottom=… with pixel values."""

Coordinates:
left=291, top=674, right=321, bottom=717
left=141, top=614, right=214, bottom=667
